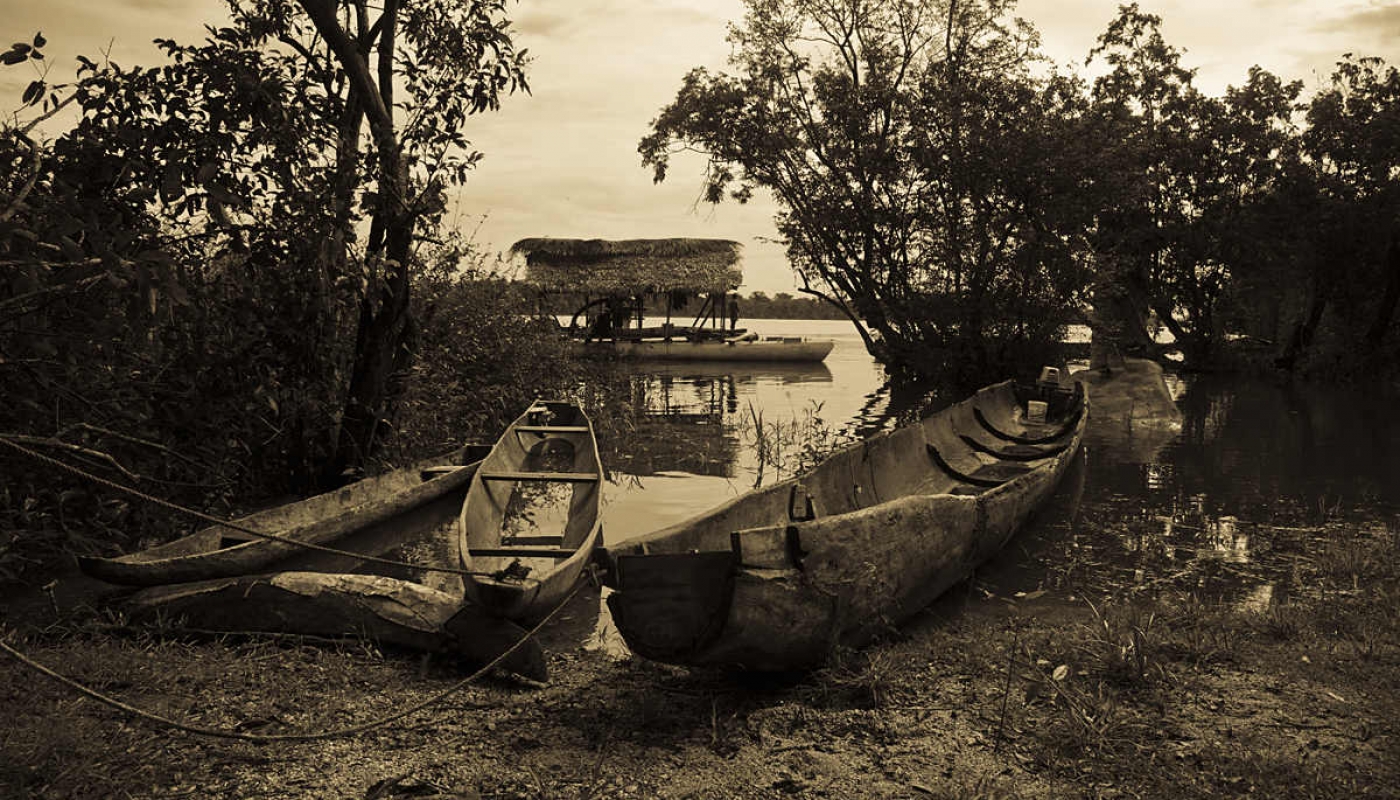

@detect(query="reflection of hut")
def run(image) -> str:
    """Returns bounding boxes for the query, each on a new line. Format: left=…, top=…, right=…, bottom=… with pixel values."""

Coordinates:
left=512, top=237, right=745, bottom=342
left=580, top=367, right=740, bottom=478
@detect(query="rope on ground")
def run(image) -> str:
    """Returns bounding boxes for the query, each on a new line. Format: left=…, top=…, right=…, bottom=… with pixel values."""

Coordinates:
left=0, top=581, right=583, bottom=743
left=0, top=436, right=492, bottom=578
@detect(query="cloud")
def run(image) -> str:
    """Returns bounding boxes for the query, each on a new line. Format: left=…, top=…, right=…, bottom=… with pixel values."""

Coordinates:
left=1317, top=3, right=1400, bottom=41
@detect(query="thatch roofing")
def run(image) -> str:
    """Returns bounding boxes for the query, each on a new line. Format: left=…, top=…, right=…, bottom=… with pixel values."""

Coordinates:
left=512, top=237, right=743, bottom=295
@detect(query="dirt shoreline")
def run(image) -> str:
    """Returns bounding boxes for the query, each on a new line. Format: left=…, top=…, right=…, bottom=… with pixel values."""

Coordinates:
left=3, top=520, right=1396, bottom=800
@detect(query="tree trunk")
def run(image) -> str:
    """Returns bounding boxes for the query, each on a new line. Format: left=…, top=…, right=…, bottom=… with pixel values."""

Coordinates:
left=1277, top=275, right=1328, bottom=371
left=1365, top=232, right=1400, bottom=349
left=299, top=0, right=418, bottom=484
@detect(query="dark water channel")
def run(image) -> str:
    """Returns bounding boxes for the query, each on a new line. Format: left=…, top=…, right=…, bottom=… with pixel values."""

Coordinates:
left=973, top=372, right=1400, bottom=613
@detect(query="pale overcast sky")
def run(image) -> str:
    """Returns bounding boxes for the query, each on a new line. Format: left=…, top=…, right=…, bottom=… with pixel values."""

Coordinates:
left=3, top=0, right=1397, bottom=293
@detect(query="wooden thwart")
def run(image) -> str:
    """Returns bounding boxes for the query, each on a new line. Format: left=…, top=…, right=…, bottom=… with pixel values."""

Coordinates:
left=503, top=535, right=565, bottom=546
left=479, top=471, right=599, bottom=482
left=468, top=547, right=578, bottom=559
left=515, top=425, right=591, bottom=434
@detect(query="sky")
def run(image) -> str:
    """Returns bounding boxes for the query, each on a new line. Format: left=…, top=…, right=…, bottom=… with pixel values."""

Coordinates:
left=3, top=0, right=1398, bottom=294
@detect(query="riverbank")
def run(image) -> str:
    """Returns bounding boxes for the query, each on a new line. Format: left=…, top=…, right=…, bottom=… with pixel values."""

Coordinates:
left=3, top=512, right=1396, bottom=799
left=5, top=359, right=1398, bottom=798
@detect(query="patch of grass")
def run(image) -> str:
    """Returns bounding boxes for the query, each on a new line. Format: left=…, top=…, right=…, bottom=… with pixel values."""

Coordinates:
left=1157, top=593, right=1241, bottom=666
left=804, top=646, right=903, bottom=709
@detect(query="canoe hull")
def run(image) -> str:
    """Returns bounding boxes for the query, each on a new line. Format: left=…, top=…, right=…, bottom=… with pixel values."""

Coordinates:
left=572, top=338, right=834, bottom=363
left=78, top=446, right=489, bottom=587
left=605, top=378, right=1088, bottom=670
left=125, top=572, right=547, bottom=681
left=460, top=401, right=604, bottom=623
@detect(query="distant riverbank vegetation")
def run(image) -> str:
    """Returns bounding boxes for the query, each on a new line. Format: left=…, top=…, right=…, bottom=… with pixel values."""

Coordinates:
left=1, top=0, right=1398, bottom=581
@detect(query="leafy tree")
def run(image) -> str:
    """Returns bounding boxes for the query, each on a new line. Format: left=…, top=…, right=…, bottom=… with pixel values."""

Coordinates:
left=640, top=0, right=1093, bottom=384
left=1280, top=55, right=1400, bottom=372
left=3, top=0, right=527, bottom=484
left=1086, top=4, right=1301, bottom=367
left=0, top=2, right=530, bottom=579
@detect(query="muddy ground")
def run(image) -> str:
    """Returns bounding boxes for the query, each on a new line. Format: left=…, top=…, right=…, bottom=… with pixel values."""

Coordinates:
left=2, top=521, right=1396, bottom=800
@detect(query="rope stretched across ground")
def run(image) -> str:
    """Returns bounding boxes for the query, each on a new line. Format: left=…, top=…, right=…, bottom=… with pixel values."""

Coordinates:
left=0, top=436, right=497, bottom=578
left=0, top=435, right=587, bottom=741
left=0, top=581, right=583, bottom=742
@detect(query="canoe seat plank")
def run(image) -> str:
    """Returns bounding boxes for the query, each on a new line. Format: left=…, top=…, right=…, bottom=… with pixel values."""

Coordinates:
left=480, top=471, right=599, bottom=482
left=515, top=425, right=590, bottom=434
left=974, top=405, right=1083, bottom=445
left=503, top=535, right=565, bottom=546
left=469, top=547, right=578, bottom=559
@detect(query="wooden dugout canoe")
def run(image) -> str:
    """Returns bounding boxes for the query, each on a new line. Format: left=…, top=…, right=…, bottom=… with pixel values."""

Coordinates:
left=459, top=400, right=604, bottom=622
left=124, top=572, right=548, bottom=682
left=78, top=445, right=492, bottom=587
left=571, top=336, right=834, bottom=363
left=603, top=377, right=1088, bottom=671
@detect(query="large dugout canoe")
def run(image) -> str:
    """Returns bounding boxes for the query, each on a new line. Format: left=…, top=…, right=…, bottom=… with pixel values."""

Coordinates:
left=459, top=400, right=604, bottom=622
left=603, top=376, right=1088, bottom=671
left=78, top=445, right=492, bottom=587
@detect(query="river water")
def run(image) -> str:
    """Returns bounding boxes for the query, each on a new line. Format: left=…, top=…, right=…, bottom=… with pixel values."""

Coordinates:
left=581, top=318, right=1400, bottom=615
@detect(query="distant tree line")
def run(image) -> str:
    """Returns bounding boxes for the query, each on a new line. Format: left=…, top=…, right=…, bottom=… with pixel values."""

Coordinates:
left=641, top=0, right=1400, bottom=386
left=735, top=291, right=847, bottom=320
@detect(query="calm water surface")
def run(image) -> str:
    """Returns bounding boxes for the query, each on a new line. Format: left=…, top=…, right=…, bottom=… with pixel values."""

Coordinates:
left=384, top=319, right=1400, bottom=648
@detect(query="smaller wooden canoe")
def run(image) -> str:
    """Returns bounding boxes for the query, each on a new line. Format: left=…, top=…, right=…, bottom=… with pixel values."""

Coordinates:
left=78, top=445, right=492, bottom=587
left=125, top=572, right=547, bottom=681
left=460, top=401, right=604, bottom=622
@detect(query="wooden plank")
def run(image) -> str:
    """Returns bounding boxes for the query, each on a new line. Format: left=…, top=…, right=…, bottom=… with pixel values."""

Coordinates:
left=731, top=525, right=798, bottom=570
left=469, top=547, right=578, bottom=559
left=515, top=425, right=590, bottom=434
left=479, top=471, right=599, bottom=482
left=504, top=535, right=565, bottom=546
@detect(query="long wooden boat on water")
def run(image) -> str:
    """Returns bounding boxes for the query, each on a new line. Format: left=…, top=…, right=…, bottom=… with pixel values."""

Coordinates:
left=78, top=445, right=492, bottom=587
left=602, top=374, right=1088, bottom=670
left=571, top=335, right=834, bottom=363
left=460, top=400, right=604, bottom=622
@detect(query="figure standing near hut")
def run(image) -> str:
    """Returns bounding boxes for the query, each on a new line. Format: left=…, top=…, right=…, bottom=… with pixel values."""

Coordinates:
left=729, top=293, right=740, bottom=331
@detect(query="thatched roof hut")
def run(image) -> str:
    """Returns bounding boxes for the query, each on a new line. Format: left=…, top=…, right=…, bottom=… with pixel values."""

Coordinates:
left=511, top=238, right=743, bottom=296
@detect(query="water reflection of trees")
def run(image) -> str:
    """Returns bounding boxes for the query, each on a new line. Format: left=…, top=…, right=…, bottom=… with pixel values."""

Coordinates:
left=1055, top=375, right=1400, bottom=607
left=576, top=368, right=741, bottom=479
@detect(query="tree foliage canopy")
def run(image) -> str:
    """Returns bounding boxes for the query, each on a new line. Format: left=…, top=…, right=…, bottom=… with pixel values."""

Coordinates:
left=642, top=0, right=1400, bottom=382
left=641, top=0, right=1098, bottom=383
left=0, top=1, right=545, bottom=581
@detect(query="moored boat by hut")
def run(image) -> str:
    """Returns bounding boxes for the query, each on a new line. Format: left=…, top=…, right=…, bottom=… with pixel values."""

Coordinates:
left=512, top=237, right=834, bottom=363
